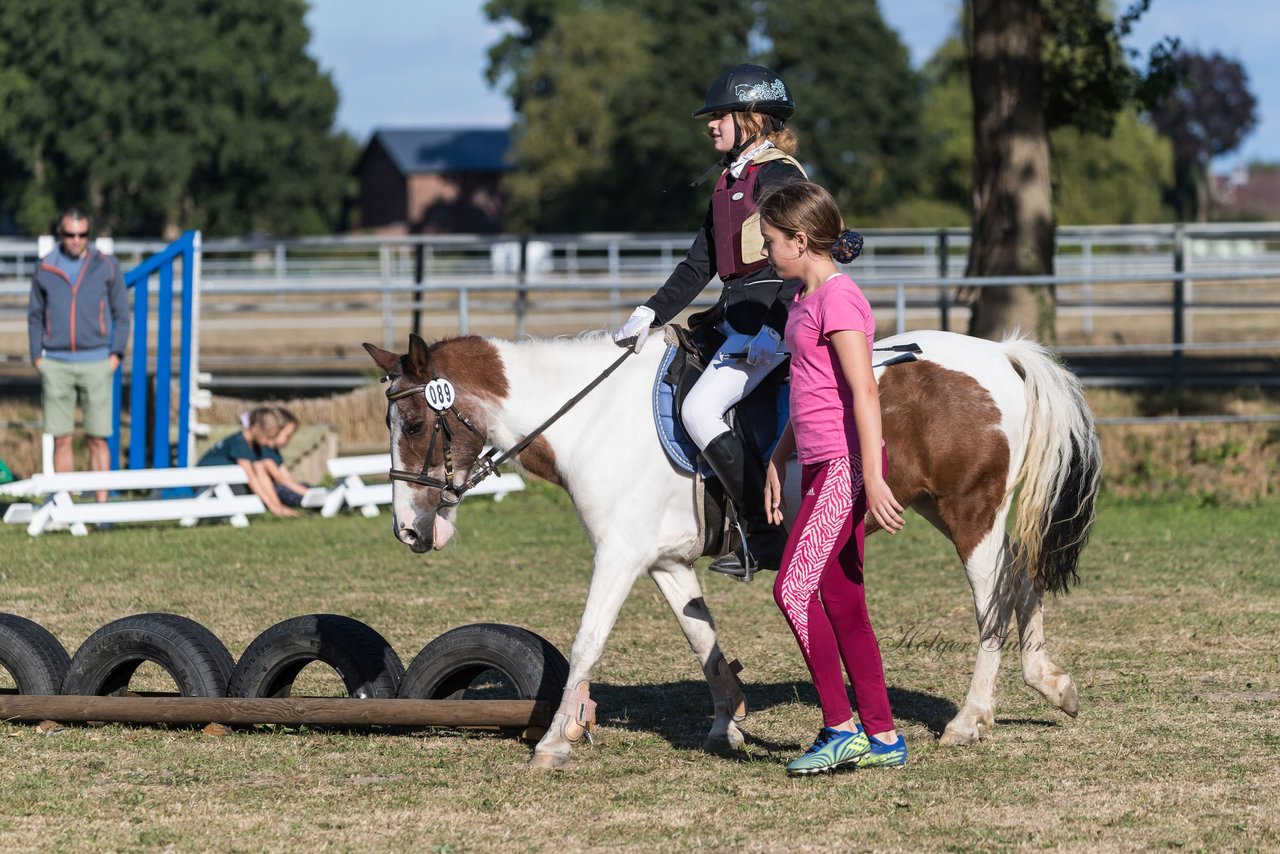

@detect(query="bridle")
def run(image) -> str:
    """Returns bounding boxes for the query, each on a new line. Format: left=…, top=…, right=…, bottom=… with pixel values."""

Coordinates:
left=384, top=372, right=489, bottom=507
left=382, top=340, right=638, bottom=507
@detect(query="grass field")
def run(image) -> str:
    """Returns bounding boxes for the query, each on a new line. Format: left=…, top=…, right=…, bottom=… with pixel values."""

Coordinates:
left=1, top=485, right=1278, bottom=852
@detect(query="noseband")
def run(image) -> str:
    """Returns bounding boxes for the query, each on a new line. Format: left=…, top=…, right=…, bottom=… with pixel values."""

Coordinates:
left=382, top=339, right=638, bottom=508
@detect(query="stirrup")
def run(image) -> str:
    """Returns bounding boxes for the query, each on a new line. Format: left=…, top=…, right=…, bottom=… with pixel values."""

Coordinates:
left=709, top=517, right=757, bottom=582
left=709, top=549, right=757, bottom=581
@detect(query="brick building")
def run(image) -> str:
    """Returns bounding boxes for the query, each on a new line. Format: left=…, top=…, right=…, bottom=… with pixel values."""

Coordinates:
left=355, top=128, right=511, bottom=234
left=1214, top=165, right=1280, bottom=221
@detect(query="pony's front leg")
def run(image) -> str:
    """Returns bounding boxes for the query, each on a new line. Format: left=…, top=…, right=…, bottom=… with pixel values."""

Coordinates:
left=1014, top=573, right=1079, bottom=718
left=529, top=542, right=647, bottom=770
left=649, top=561, right=747, bottom=755
left=942, top=527, right=1017, bottom=746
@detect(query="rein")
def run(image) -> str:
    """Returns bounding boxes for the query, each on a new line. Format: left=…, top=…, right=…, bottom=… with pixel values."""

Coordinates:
left=383, top=339, right=638, bottom=506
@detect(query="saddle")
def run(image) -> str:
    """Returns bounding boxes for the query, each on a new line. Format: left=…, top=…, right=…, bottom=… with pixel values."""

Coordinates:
left=652, top=325, right=790, bottom=558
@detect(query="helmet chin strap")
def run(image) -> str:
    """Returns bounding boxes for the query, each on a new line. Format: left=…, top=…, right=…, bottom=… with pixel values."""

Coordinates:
left=725, top=112, right=764, bottom=163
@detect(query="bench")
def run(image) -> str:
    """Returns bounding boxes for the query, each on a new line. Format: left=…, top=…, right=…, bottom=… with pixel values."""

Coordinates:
left=3, top=466, right=266, bottom=536
left=307, top=452, right=525, bottom=518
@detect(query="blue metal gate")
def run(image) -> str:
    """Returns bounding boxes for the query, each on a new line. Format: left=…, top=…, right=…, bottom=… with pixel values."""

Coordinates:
left=109, top=231, right=202, bottom=470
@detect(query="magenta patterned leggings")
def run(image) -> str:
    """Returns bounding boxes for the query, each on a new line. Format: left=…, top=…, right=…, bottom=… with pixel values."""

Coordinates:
left=772, top=453, right=894, bottom=734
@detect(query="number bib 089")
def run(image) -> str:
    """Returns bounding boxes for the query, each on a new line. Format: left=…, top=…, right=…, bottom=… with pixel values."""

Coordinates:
left=424, top=378, right=456, bottom=411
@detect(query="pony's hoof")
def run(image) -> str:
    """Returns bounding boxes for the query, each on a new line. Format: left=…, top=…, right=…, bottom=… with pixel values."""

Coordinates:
left=703, top=727, right=745, bottom=755
left=527, top=751, right=570, bottom=770
left=1059, top=678, right=1079, bottom=718
left=939, top=725, right=980, bottom=746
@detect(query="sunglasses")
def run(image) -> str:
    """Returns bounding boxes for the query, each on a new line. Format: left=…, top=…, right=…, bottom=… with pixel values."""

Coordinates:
left=63, top=231, right=89, bottom=239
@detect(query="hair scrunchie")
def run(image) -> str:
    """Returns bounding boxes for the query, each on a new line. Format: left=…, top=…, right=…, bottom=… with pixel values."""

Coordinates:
left=832, top=229, right=864, bottom=264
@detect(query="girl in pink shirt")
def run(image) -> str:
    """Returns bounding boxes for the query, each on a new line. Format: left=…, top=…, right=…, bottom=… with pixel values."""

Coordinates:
left=758, top=181, right=908, bottom=775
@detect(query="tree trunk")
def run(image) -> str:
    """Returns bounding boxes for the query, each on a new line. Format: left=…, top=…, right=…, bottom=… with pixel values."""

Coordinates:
left=965, top=0, right=1056, bottom=342
left=1194, top=163, right=1211, bottom=223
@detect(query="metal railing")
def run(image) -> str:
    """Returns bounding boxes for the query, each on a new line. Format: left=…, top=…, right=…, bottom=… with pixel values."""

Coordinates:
left=3, top=223, right=1278, bottom=389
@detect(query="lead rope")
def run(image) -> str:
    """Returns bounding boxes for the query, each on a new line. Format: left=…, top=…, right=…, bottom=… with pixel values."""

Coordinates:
left=463, top=340, right=637, bottom=487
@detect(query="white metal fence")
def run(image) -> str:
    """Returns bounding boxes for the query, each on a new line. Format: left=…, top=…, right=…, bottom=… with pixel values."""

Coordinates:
left=3, top=223, right=1279, bottom=385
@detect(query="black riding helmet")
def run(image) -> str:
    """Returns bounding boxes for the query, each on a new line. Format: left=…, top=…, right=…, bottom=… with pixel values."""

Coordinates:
left=693, top=63, right=794, bottom=120
left=688, top=63, right=795, bottom=187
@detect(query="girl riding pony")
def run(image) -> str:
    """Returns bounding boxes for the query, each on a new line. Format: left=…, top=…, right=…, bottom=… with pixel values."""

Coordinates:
left=614, top=63, right=805, bottom=578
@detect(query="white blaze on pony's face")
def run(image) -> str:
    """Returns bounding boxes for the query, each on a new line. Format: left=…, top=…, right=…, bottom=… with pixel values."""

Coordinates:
left=387, top=390, right=458, bottom=553
left=362, top=335, right=508, bottom=554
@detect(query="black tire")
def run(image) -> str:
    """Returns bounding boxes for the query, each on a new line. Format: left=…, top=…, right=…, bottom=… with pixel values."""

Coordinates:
left=62, top=613, right=234, bottom=697
left=228, top=614, right=404, bottom=699
left=0, top=613, right=72, bottom=695
left=398, top=623, right=569, bottom=703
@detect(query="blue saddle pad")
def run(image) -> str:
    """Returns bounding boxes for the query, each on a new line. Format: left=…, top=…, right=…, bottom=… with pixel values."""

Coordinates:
left=652, top=343, right=789, bottom=475
left=653, top=343, right=711, bottom=476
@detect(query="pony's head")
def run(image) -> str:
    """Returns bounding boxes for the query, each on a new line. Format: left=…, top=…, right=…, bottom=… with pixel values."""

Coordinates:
left=363, top=334, right=505, bottom=554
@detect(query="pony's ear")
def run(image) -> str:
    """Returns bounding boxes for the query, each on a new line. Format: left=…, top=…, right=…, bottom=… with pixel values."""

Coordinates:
left=407, top=333, right=432, bottom=375
left=363, top=342, right=400, bottom=376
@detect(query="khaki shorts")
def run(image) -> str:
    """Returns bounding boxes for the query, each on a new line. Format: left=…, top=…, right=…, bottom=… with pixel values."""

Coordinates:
left=38, top=358, right=118, bottom=437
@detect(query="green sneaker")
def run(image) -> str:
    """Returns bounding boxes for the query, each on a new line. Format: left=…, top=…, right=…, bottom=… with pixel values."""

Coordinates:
left=786, top=726, right=871, bottom=776
left=855, top=733, right=908, bottom=768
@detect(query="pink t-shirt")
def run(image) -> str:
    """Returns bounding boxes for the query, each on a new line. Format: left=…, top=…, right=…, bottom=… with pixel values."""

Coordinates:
left=784, top=274, right=875, bottom=464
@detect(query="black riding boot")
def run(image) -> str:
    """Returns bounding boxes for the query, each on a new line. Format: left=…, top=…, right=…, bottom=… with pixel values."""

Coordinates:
left=701, top=431, right=788, bottom=580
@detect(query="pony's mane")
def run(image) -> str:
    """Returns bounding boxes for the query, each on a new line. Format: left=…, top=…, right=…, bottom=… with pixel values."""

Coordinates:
left=514, top=330, right=615, bottom=346
left=502, top=330, right=622, bottom=357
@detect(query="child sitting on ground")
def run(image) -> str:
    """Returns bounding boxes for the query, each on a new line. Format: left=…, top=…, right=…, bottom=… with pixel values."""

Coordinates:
left=197, top=407, right=298, bottom=518
left=254, top=407, right=312, bottom=508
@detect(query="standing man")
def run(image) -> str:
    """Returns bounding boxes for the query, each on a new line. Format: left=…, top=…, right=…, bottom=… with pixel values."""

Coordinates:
left=28, top=207, right=130, bottom=501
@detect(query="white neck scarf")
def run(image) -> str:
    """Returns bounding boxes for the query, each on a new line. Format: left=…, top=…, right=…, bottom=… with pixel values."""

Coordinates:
left=728, top=140, right=775, bottom=179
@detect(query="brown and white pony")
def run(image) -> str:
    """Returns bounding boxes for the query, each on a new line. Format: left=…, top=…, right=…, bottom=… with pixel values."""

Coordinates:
left=365, top=329, right=1100, bottom=769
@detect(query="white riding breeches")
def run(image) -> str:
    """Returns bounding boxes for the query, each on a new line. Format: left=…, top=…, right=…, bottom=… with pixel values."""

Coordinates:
left=681, top=328, right=786, bottom=450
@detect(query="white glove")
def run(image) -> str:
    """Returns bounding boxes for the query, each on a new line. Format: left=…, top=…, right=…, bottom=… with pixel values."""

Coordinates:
left=614, top=306, right=656, bottom=352
left=746, top=326, right=782, bottom=367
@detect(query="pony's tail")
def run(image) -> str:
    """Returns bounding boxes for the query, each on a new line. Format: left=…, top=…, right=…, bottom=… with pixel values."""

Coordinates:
left=1001, top=336, right=1102, bottom=595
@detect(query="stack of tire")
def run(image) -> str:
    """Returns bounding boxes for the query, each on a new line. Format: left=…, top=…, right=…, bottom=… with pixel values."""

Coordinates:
left=0, top=612, right=568, bottom=722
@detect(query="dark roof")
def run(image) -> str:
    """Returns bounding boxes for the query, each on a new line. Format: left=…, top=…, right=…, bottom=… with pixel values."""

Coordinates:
left=366, top=128, right=512, bottom=175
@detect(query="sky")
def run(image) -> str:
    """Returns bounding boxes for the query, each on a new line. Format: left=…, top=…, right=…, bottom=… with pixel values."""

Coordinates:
left=305, top=0, right=1280, bottom=172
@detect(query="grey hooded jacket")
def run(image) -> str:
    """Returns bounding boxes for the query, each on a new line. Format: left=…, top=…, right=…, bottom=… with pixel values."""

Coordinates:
left=28, top=248, right=130, bottom=362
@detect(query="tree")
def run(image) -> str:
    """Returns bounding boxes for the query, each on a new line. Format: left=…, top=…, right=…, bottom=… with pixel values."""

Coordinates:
left=1148, top=50, right=1257, bottom=221
left=1051, top=109, right=1174, bottom=225
left=963, top=0, right=1177, bottom=340
left=184, top=0, right=358, bottom=236
left=485, top=0, right=926, bottom=232
left=906, top=35, right=973, bottom=227
left=487, top=0, right=751, bottom=231
left=965, top=0, right=1055, bottom=340
left=0, top=0, right=354, bottom=237
left=915, top=33, right=1174, bottom=228
left=500, top=6, right=658, bottom=231
left=764, top=0, right=925, bottom=221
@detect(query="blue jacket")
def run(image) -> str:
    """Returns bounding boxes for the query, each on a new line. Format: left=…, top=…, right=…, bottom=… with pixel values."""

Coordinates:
left=28, top=248, right=130, bottom=362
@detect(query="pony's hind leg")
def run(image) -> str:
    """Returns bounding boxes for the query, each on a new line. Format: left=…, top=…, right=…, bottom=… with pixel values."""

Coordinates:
left=649, top=561, right=747, bottom=754
left=1014, top=573, right=1079, bottom=718
left=530, top=542, right=648, bottom=770
left=937, top=514, right=1019, bottom=746
left=910, top=499, right=1008, bottom=744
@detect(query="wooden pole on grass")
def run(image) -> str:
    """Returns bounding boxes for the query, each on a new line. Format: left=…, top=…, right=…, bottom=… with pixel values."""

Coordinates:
left=0, top=695, right=551, bottom=729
